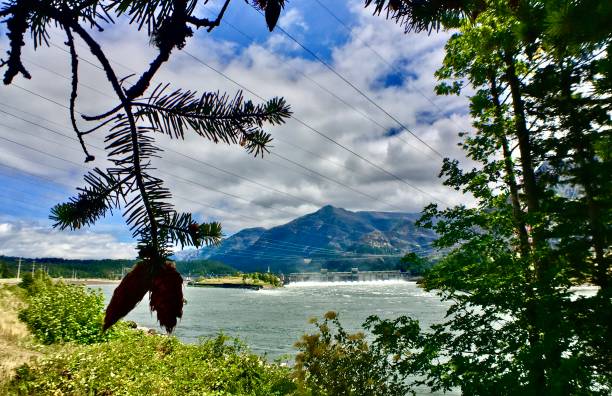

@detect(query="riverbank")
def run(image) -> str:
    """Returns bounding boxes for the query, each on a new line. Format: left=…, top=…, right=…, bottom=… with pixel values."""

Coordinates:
left=0, top=278, right=119, bottom=286
left=0, top=283, right=297, bottom=395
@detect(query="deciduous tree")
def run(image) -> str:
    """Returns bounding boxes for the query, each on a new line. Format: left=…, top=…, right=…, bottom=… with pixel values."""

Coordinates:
left=364, top=0, right=611, bottom=393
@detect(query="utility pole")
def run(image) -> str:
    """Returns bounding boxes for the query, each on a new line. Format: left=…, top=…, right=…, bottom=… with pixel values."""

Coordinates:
left=16, top=258, right=21, bottom=279
left=31, top=260, right=35, bottom=275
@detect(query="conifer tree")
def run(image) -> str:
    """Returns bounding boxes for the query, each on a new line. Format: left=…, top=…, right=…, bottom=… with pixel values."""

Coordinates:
left=0, top=0, right=291, bottom=332
left=364, top=0, right=611, bottom=393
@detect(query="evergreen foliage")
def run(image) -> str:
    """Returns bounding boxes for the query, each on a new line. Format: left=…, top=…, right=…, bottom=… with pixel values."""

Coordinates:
left=364, top=0, right=611, bottom=394
left=0, top=256, right=234, bottom=279
left=0, top=0, right=290, bottom=330
left=0, top=260, right=11, bottom=278
left=240, top=272, right=282, bottom=287
left=396, top=252, right=432, bottom=275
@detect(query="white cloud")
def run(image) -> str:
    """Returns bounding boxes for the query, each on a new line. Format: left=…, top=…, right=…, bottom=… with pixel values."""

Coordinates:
left=0, top=220, right=136, bottom=259
left=0, top=2, right=475, bottom=258
left=279, top=9, right=309, bottom=32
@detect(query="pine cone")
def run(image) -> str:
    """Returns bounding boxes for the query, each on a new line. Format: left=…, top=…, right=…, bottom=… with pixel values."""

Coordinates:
left=149, top=261, right=184, bottom=333
left=104, top=262, right=152, bottom=330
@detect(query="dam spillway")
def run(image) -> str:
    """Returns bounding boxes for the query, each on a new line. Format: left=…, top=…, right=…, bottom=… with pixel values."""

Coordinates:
left=286, top=268, right=417, bottom=284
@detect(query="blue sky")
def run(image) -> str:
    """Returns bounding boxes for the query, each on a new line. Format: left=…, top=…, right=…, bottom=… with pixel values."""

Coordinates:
left=0, top=0, right=470, bottom=259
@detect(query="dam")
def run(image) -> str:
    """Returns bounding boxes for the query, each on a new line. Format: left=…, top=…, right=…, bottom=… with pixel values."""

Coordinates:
left=286, top=268, right=417, bottom=283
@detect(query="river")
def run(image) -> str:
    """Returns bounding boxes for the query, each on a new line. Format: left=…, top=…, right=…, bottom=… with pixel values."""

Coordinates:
left=97, top=280, right=448, bottom=359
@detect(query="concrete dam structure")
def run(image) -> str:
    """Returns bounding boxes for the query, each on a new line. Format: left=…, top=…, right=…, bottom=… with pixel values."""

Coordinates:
left=286, top=268, right=415, bottom=283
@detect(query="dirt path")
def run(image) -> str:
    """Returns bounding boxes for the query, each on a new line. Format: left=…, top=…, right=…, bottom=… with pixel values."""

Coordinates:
left=0, top=287, right=40, bottom=382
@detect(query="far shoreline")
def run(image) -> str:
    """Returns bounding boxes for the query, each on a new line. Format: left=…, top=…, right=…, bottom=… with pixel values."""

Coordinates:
left=0, top=278, right=120, bottom=286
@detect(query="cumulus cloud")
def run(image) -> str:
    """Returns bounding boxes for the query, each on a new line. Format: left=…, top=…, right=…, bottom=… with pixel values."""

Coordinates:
left=279, top=9, right=309, bottom=32
left=0, top=1, right=475, bottom=258
left=0, top=220, right=136, bottom=259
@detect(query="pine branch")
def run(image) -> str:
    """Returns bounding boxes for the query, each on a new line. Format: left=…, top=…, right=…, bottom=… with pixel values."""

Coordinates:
left=135, top=86, right=291, bottom=156
left=365, top=0, right=476, bottom=33
left=65, top=18, right=163, bottom=249
left=4, top=0, right=290, bottom=262
left=50, top=169, right=131, bottom=230
left=160, top=213, right=223, bottom=248
left=106, top=0, right=194, bottom=32
left=187, top=0, right=231, bottom=32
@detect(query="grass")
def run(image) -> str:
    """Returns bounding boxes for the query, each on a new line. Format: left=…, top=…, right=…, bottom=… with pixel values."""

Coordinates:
left=0, top=286, right=40, bottom=382
left=0, top=282, right=297, bottom=395
left=6, top=332, right=296, bottom=395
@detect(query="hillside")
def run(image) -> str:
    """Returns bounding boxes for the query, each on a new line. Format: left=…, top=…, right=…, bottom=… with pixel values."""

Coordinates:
left=0, top=257, right=235, bottom=279
left=174, top=205, right=437, bottom=273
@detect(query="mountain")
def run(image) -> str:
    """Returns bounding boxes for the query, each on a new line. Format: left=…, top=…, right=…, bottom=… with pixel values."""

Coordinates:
left=173, top=227, right=266, bottom=261
left=174, top=205, right=437, bottom=273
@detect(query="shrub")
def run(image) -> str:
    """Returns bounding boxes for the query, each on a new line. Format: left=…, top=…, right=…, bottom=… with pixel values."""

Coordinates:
left=18, top=282, right=116, bottom=345
left=18, top=270, right=52, bottom=296
left=294, top=312, right=401, bottom=396
left=8, top=332, right=296, bottom=395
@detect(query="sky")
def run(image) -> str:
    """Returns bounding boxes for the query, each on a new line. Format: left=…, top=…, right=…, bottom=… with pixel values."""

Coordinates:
left=0, top=0, right=472, bottom=260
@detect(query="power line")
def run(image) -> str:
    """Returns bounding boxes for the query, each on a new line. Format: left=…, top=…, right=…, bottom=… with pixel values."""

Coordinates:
left=5, top=80, right=419, bottom=213
left=222, top=19, right=431, bottom=158
left=0, top=127, right=436, bottom=259
left=253, top=7, right=445, bottom=159
left=0, top=163, right=435, bottom=259
left=1, top=150, right=433, bottom=259
left=39, top=34, right=448, bottom=207
left=11, top=62, right=331, bottom=209
left=0, top=120, right=440, bottom=255
left=23, top=57, right=111, bottom=98
left=51, top=23, right=446, bottom=204
left=0, top=152, right=261, bottom=228
left=270, top=151, right=404, bottom=211
left=9, top=60, right=402, bottom=211
left=0, top=109, right=413, bottom=245
left=34, top=41, right=369, bottom=176
left=250, top=239, right=435, bottom=257
left=312, top=0, right=446, bottom=116
left=183, top=50, right=450, bottom=206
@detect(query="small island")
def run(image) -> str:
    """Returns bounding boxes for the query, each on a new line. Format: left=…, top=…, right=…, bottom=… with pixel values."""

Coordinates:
left=188, top=272, right=283, bottom=290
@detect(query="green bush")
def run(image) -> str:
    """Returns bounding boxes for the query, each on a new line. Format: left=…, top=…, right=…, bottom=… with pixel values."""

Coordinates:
left=248, top=272, right=282, bottom=287
left=294, top=312, right=401, bottom=396
left=8, top=332, right=296, bottom=395
left=18, top=282, right=116, bottom=345
left=18, top=270, right=52, bottom=296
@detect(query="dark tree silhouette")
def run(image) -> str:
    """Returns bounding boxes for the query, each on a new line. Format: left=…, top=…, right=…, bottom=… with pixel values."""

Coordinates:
left=363, top=0, right=611, bottom=393
left=364, top=0, right=481, bottom=33
left=0, top=0, right=291, bottom=332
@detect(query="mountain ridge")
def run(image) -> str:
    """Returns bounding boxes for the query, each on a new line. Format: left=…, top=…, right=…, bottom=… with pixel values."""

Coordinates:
left=174, top=205, right=436, bottom=273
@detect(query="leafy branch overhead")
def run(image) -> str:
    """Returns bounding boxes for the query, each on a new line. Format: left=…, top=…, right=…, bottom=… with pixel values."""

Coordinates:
left=0, top=0, right=290, bottom=332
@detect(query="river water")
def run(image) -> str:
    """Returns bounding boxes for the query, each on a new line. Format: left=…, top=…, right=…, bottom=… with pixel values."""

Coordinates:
left=95, top=281, right=599, bottom=395
left=97, top=280, right=448, bottom=359
left=98, top=280, right=455, bottom=395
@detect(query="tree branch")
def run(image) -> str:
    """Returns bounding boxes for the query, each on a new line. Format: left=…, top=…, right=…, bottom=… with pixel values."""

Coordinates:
left=65, top=16, right=160, bottom=249
left=187, top=0, right=232, bottom=32
left=64, top=25, right=95, bottom=162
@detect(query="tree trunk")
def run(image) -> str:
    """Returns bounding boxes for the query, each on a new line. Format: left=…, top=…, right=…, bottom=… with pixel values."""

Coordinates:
left=503, top=52, right=549, bottom=395
left=489, top=75, right=530, bottom=257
